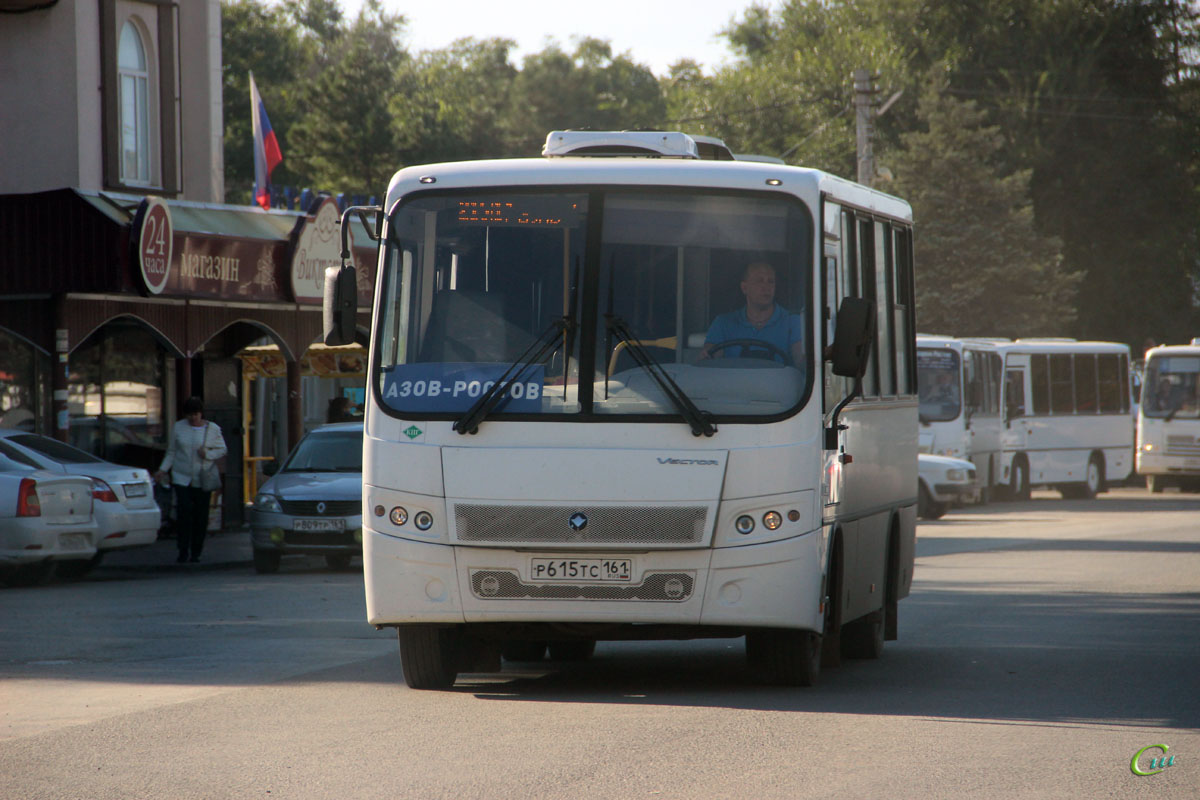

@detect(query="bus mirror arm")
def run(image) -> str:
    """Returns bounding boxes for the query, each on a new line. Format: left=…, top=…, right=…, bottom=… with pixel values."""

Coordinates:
left=825, top=376, right=861, bottom=450
left=323, top=205, right=381, bottom=347
left=824, top=296, right=873, bottom=449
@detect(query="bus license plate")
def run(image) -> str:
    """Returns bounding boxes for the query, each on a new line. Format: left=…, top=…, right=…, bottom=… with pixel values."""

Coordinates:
left=294, top=518, right=345, bottom=532
left=530, top=558, right=631, bottom=583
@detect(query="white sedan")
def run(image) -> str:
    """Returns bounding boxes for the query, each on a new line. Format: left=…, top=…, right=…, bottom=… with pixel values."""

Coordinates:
left=0, top=452, right=98, bottom=587
left=917, top=453, right=979, bottom=520
left=0, top=429, right=160, bottom=577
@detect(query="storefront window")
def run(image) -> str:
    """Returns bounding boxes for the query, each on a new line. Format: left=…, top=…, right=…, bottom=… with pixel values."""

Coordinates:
left=0, top=330, right=43, bottom=432
left=68, top=322, right=167, bottom=466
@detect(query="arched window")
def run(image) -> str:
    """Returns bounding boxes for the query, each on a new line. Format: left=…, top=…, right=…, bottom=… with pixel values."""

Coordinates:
left=118, top=21, right=150, bottom=185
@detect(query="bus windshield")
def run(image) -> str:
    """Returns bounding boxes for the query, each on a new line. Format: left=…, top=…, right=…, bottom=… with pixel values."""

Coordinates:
left=374, top=188, right=813, bottom=424
left=917, top=348, right=961, bottom=421
left=1143, top=355, right=1200, bottom=418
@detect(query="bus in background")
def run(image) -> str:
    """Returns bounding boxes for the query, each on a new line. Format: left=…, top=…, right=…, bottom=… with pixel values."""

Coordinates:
left=326, top=130, right=918, bottom=689
left=997, top=339, right=1133, bottom=499
left=1137, top=339, right=1200, bottom=493
left=916, top=335, right=1003, bottom=501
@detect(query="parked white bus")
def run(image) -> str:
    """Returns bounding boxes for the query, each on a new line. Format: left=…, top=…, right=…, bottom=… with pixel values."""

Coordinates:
left=1137, top=339, right=1200, bottom=493
left=916, top=334, right=1003, bottom=500
left=997, top=339, right=1134, bottom=499
left=325, top=130, right=918, bottom=688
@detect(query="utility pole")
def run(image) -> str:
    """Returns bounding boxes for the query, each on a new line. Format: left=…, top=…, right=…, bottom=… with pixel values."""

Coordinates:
left=853, top=69, right=875, bottom=187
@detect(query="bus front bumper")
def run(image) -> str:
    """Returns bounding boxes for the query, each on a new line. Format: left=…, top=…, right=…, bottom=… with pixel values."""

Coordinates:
left=362, top=527, right=826, bottom=634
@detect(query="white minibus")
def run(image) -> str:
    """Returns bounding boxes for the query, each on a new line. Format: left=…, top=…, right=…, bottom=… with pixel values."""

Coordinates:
left=325, top=130, right=919, bottom=688
left=997, top=339, right=1134, bottom=499
left=916, top=334, right=1003, bottom=500
left=1137, top=339, right=1200, bottom=492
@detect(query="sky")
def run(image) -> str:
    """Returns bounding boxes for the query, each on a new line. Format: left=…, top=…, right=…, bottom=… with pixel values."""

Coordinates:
left=335, top=0, right=768, bottom=76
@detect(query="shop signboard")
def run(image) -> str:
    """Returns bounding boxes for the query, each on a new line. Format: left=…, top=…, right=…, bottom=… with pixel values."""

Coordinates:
left=132, top=196, right=293, bottom=301
left=133, top=197, right=173, bottom=295
left=290, top=196, right=342, bottom=304
left=290, top=196, right=377, bottom=306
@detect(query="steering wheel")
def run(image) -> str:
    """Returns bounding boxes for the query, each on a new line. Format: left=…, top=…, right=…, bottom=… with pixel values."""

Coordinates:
left=706, top=338, right=791, bottom=366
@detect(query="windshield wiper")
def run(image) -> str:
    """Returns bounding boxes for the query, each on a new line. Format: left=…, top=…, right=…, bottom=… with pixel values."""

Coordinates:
left=454, top=315, right=576, bottom=435
left=605, top=314, right=716, bottom=437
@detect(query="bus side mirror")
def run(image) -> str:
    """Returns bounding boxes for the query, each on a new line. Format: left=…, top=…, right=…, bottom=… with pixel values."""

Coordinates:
left=829, top=297, right=875, bottom=378
left=323, top=264, right=357, bottom=345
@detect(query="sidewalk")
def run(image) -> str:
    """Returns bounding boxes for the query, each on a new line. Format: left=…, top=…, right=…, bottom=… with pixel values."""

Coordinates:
left=98, top=527, right=254, bottom=573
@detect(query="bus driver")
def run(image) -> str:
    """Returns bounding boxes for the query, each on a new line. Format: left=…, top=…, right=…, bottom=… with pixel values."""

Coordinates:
left=698, top=261, right=804, bottom=366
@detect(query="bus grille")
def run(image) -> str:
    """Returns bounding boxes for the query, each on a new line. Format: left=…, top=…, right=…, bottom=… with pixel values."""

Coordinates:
left=469, top=570, right=694, bottom=601
left=1166, top=436, right=1200, bottom=457
left=452, top=504, right=707, bottom=545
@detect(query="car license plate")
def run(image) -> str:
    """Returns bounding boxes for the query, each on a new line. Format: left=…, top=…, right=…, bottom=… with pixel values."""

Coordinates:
left=123, top=483, right=148, bottom=498
left=294, top=518, right=345, bottom=532
left=59, top=533, right=89, bottom=551
left=530, top=558, right=631, bottom=583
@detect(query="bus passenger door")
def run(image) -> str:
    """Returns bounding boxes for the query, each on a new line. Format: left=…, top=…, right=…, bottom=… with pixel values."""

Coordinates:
left=1002, top=356, right=1032, bottom=484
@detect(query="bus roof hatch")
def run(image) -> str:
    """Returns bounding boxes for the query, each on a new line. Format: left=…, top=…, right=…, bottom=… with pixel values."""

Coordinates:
left=542, top=130, right=734, bottom=160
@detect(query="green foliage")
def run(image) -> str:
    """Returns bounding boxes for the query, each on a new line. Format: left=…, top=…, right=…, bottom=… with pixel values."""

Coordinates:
left=286, top=0, right=408, bottom=196
left=887, top=76, right=1078, bottom=337
left=218, top=0, right=1200, bottom=346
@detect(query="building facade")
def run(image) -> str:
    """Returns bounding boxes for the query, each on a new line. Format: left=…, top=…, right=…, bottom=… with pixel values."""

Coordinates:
left=0, top=0, right=373, bottom=527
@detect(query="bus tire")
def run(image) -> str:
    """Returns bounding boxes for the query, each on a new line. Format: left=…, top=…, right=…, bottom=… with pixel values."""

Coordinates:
left=1147, top=474, right=1165, bottom=494
left=398, top=625, right=460, bottom=689
left=820, top=535, right=844, bottom=668
left=547, top=640, right=596, bottom=662
left=1083, top=454, right=1104, bottom=497
left=1010, top=457, right=1031, bottom=501
left=746, top=629, right=821, bottom=687
left=843, top=538, right=890, bottom=660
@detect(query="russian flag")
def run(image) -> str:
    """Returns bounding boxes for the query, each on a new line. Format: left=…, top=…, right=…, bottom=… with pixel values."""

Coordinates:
left=250, top=72, right=283, bottom=210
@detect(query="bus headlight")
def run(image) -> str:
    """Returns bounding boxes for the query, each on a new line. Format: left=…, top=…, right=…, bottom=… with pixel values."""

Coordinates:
left=1142, top=442, right=1155, bottom=452
left=735, top=515, right=755, bottom=535
left=389, top=506, right=408, bottom=526
left=762, top=511, right=783, bottom=530
left=414, top=511, right=434, bottom=531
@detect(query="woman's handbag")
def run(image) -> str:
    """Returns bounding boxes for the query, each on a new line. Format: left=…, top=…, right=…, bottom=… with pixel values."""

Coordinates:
left=199, top=423, right=222, bottom=492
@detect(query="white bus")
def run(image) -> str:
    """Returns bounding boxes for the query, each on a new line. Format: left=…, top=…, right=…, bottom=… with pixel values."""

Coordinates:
left=997, top=339, right=1134, bottom=499
left=1137, top=339, right=1200, bottom=493
left=325, top=130, right=918, bottom=688
left=916, top=334, right=1003, bottom=500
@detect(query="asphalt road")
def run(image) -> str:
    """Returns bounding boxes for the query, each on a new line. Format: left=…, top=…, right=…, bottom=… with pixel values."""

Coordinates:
left=1, top=487, right=1197, bottom=799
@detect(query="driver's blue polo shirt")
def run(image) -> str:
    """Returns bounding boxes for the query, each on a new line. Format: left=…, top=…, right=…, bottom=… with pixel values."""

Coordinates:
left=704, top=304, right=804, bottom=362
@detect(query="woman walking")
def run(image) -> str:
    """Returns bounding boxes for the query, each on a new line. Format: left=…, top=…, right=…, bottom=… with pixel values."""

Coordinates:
left=155, top=397, right=226, bottom=563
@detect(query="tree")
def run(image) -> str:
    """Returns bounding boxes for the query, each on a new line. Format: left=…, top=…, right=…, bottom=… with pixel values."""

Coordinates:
left=503, top=38, right=667, bottom=155
left=220, top=0, right=305, bottom=203
left=391, top=37, right=520, bottom=163
left=286, top=0, right=408, bottom=197
left=897, top=0, right=1200, bottom=346
left=887, top=77, right=1078, bottom=337
left=669, top=0, right=918, bottom=174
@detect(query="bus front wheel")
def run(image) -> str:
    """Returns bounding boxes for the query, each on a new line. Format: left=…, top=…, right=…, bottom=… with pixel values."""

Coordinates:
left=398, top=625, right=460, bottom=690
left=1009, top=458, right=1031, bottom=501
left=746, top=629, right=821, bottom=687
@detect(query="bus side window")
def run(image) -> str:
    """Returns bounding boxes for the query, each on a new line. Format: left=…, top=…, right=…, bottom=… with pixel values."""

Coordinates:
left=1031, top=355, right=1051, bottom=415
left=1075, top=354, right=1098, bottom=413
left=1006, top=369, right=1026, bottom=420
